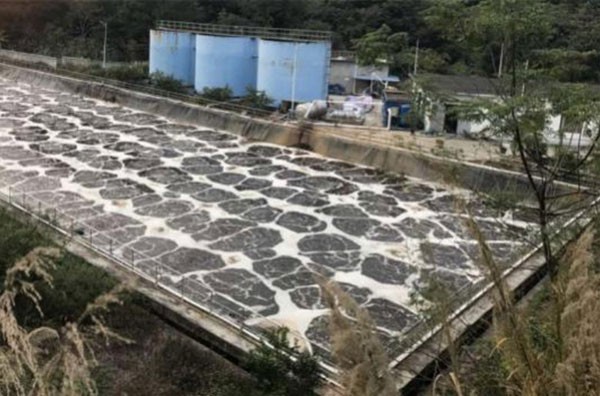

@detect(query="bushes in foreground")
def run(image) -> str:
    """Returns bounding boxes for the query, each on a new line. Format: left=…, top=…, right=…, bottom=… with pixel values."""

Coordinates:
left=427, top=217, right=600, bottom=395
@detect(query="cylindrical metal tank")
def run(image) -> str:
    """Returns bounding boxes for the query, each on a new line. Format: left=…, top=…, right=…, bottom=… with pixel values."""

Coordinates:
left=194, top=35, right=258, bottom=97
left=256, top=39, right=331, bottom=106
left=149, top=30, right=195, bottom=86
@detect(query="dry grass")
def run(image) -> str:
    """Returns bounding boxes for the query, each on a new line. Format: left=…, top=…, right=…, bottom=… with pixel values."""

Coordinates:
left=465, top=216, right=551, bottom=396
left=426, top=215, right=600, bottom=396
left=554, top=230, right=600, bottom=395
left=0, top=247, right=127, bottom=396
left=321, top=280, right=396, bottom=396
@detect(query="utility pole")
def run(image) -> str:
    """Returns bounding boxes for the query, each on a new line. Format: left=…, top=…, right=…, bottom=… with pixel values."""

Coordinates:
left=522, top=59, right=529, bottom=96
left=291, top=42, right=298, bottom=113
left=352, top=62, right=358, bottom=94
left=498, top=42, right=504, bottom=78
left=101, top=21, right=108, bottom=69
left=413, top=39, right=420, bottom=76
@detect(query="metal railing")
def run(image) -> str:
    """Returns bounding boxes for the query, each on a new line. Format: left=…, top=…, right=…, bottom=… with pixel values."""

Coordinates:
left=387, top=195, right=600, bottom=372
left=157, top=20, right=332, bottom=42
left=3, top=182, right=593, bottom=382
left=0, top=185, right=313, bottom=360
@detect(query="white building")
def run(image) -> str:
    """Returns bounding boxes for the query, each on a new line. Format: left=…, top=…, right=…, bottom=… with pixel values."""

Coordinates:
left=414, top=74, right=571, bottom=141
left=329, top=51, right=399, bottom=95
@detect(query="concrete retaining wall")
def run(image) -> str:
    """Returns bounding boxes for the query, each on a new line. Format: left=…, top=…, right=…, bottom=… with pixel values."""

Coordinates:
left=61, top=56, right=147, bottom=69
left=0, top=49, right=57, bottom=68
left=0, top=62, right=574, bottom=201
left=0, top=63, right=299, bottom=144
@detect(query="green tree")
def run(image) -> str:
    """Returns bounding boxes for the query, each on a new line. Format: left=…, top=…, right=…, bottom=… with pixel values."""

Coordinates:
left=245, top=327, right=321, bottom=396
left=353, top=24, right=407, bottom=67
left=428, top=0, right=600, bottom=279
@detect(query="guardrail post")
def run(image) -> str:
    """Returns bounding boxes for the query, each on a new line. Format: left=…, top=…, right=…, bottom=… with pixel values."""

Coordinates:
left=69, top=220, right=74, bottom=236
left=180, top=277, right=185, bottom=299
left=38, top=201, right=41, bottom=214
left=154, top=263, right=159, bottom=285
left=8, top=187, right=11, bottom=203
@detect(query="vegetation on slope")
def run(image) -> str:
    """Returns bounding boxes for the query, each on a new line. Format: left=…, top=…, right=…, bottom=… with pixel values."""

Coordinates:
left=2, top=0, right=600, bottom=82
left=427, top=217, right=600, bottom=396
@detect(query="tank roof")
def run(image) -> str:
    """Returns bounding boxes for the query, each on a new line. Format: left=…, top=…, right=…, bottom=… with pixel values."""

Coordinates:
left=156, top=20, right=332, bottom=43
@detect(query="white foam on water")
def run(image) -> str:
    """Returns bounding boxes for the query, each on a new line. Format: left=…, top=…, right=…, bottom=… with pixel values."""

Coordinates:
left=0, top=77, right=531, bottom=355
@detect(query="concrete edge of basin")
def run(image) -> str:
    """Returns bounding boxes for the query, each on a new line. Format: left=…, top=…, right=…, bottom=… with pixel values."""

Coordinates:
left=0, top=62, right=579, bottom=201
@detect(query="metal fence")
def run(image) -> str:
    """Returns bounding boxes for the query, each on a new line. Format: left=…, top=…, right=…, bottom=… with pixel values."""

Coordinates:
left=387, top=194, right=600, bottom=371
left=0, top=185, right=312, bottom=357
left=157, top=20, right=332, bottom=42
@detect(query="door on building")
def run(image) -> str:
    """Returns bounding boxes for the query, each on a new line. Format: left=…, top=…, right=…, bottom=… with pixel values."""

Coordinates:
left=444, top=104, right=458, bottom=134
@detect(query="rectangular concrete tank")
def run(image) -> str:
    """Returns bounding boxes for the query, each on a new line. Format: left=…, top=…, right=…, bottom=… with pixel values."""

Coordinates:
left=194, top=35, right=258, bottom=97
left=257, top=39, right=331, bottom=106
left=149, top=30, right=195, bottom=86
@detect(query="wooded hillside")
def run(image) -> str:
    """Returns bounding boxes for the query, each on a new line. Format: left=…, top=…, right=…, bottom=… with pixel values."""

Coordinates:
left=1, top=0, right=599, bottom=82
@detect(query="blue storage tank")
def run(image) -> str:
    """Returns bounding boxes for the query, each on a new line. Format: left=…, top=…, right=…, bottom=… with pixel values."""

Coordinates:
left=194, top=35, right=258, bottom=97
left=256, top=39, right=331, bottom=105
left=149, top=30, right=195, bottom=86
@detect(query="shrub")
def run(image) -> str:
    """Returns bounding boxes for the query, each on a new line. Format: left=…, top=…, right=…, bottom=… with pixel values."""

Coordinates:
left=245, top=327, right=321, bottom=396
left=18, top=254, right=116, bottom=328
left=201, top=85, right=233, bottom=101
left=0, top=209, right=45, bottom=280
left=62, top=63, right=148, bottom=84
left=241, top=86, right=274, bottom=110
left=0, top=246, right=126, bottom=396
left=101, top=63, right=148, bottom=83
left=149, top=72, right=187, bottom=94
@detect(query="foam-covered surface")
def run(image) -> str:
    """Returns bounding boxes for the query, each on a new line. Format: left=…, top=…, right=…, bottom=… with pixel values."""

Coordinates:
left=0, top=78, right=530, bottom=359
